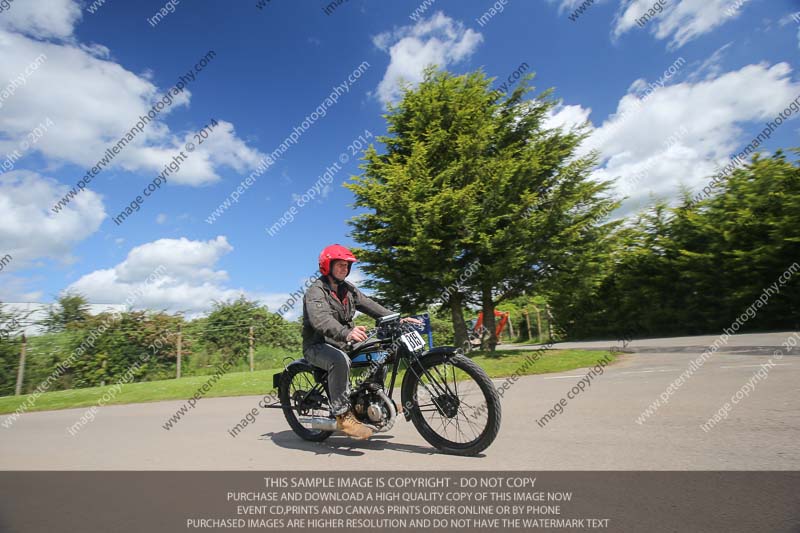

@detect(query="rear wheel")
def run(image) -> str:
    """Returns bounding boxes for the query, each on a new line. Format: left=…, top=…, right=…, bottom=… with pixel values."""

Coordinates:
left=279, top=364, right=333, bottom=442
left=402, top=353, right=501, bottom=456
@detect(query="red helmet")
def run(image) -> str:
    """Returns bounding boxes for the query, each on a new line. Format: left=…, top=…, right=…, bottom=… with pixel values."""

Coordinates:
left=318, top=244, right=357, bottom=276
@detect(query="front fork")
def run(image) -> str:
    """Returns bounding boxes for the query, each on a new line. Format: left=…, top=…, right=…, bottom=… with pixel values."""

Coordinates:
left=400, top=349, right=461, bottom=421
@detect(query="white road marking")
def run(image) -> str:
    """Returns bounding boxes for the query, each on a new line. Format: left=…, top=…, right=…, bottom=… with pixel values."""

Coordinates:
left=538, top=362, right=793, bottom=382
left=719, top=364, right=792, bottom=369
left=618, top=369, right=678, bottom=375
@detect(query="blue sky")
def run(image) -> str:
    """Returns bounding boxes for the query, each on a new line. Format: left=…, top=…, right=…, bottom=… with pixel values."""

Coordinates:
left=0, top=0, right=798, bottom=318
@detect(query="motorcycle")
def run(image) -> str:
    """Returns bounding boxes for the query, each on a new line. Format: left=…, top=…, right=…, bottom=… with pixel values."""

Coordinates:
left=268, top=313, right=501, bottom=456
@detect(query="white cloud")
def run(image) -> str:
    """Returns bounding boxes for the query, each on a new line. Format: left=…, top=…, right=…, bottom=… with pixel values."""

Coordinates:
left=551, top=62, right=800, bottom=214
left=0, top=0, right=81, bottom=39
left=67, top=236, right=237, bottom=315
left=544, top=104, right=592, bottom=132
left=0, top=170, right=105, bottom=271
left=114, top=236, right=233, bottom=284
left=778, top=12, right=800, bottom=27
left=613, top=0, right=745, bottom=49
left=0, top=274, right=45, bottom=302
left=0, top=3, right=265, bottom=188
left=65, top=236, right=299, bottom=318
left=552, top=0, right=747, bottom=49
left=685, top=43, right=731, bottom=82
left=372, top=12, right=483, bottom=105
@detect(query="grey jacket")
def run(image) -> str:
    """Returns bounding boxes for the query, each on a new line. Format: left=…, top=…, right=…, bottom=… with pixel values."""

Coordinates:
left=302, top=277, right=393, bottom=351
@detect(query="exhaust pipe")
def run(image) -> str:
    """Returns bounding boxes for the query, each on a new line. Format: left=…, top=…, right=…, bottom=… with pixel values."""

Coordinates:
left=300, top=392, right=397, bottom=433
left=299, top=417, right=338, bottom=431
left=375, top=390, right=396, bottom=432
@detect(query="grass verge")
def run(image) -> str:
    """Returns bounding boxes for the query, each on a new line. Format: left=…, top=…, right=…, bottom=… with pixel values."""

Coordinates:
left=0, top=349, right=615, bottom=415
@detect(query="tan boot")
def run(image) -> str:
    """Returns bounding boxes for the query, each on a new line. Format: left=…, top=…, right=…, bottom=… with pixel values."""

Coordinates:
left=335, top=411, right=374, bottom=440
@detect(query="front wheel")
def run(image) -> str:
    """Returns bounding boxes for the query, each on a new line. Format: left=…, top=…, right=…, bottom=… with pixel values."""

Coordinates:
left=402, top=353, right=501, bottom=456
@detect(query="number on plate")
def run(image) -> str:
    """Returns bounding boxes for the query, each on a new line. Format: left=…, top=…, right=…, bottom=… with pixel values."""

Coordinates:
left=401, top=330, right=425, bottom=353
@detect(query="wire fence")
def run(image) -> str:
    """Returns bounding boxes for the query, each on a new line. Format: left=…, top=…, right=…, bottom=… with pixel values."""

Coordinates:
left=0, top=311, right=304, bottom=398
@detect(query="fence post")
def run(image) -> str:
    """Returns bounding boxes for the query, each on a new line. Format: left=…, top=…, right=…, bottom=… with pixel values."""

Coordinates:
left=535, top=306, right=543, bottom=341
left=249, top=325, right=254, bottom=372
left=176, top=325, right=182, bottom=379
left=524, top=309, right=532, bottom=341
left=15, top=333, right=26, bottom=396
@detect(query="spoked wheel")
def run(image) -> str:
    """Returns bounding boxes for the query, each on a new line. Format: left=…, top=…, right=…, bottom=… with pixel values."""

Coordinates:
left=402, top=353, right=501, bottom=456
left=279, top=364, right=333, bottom=442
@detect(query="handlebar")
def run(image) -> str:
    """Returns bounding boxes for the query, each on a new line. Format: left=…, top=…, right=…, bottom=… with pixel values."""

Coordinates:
left=344, top=314, right=413, bottom=353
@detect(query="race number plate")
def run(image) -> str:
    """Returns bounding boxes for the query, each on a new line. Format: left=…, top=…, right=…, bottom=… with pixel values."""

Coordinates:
left=400, top=330, right=425, bottom=353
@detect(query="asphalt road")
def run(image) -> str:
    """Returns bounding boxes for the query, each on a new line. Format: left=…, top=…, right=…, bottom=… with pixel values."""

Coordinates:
left=1, top=332, right=798, bottom=470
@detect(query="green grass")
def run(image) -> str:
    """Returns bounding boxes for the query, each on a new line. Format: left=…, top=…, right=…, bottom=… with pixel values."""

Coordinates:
left=0, top=349, right=615, bottom=415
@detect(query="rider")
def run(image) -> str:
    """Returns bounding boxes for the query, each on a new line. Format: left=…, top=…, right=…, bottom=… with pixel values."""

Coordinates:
left=302, top=244, right=418, bottom=440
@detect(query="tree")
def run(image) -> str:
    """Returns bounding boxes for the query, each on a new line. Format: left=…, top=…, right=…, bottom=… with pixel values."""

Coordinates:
left=0, top=303, right=26, bottom=396
left=551, top=148, right=800, bottom=338
left=45, top=293, right=91, bottom=332
left=347, top=67, right=618, bottom=350
left=69, top=311, right=183, bottom=387
left=202, top=296, right=300, bottom=359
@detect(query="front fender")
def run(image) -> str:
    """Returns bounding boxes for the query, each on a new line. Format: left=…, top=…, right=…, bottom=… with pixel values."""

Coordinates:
left=399, top=346, right=462, bottom=421
left=420, top=346, right=461, bottom=359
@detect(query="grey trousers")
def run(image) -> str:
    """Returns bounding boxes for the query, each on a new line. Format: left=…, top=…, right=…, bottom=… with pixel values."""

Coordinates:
left=303, top=343, right=351, bottom=416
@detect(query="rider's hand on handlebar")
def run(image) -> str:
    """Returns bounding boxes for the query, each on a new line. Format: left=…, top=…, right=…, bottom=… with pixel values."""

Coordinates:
left=400, top=317, right=423, bottom=326
left=346, top=326, right=369, bottom=343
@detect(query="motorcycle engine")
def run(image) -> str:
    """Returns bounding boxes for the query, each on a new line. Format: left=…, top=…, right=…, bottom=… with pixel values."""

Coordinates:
left=353, top=389, right=391, bottom=426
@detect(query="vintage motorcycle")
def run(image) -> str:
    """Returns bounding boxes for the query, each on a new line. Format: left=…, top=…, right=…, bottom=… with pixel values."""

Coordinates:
left=269, top=313, right=501, bottom=456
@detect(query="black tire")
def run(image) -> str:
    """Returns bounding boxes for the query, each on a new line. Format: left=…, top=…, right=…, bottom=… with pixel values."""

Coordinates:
left=279, top=364, right=333, bottom=442
left=402, top=353, right=501, bottom=456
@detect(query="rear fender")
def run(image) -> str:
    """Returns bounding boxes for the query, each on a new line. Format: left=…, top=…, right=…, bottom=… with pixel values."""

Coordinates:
left=273, top=358, right=323, bottom=389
